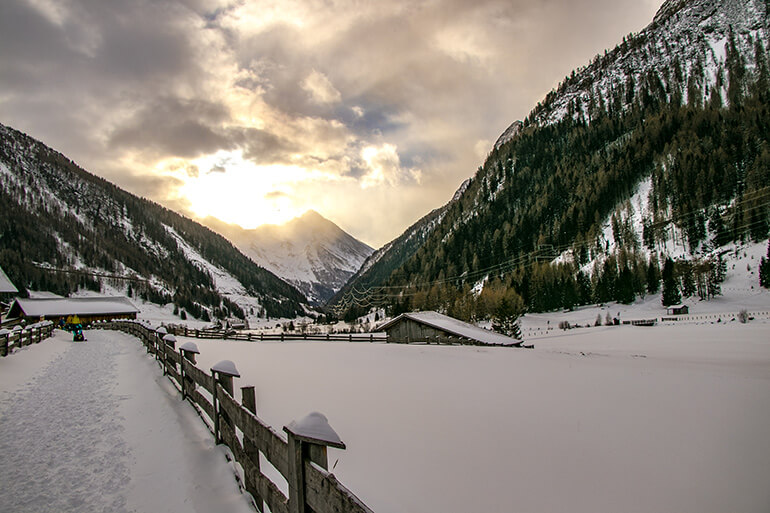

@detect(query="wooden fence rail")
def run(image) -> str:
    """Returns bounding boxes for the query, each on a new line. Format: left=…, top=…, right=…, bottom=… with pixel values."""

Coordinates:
left=97, top=320, right=374, bottom=513
left=159, top=325, right=506, bottom=346
left=0, top=321, right=55, bottom=357
left=163, top=325, right=388, bottom=343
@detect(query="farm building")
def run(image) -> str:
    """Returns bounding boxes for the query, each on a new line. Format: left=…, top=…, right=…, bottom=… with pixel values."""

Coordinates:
left=666, top=305, right=689, bottom=315
left=377, top=311, right=522, bottom=347
left=7, top=296, right=139, bottom=324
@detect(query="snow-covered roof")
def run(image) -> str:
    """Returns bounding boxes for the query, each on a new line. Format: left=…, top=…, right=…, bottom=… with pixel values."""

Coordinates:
left=377, top=311, right=520, bottom=346
left=0, top=266, right=18, bottom=293
left=9, top=296, right=139, bottom=318
left=27, top=290, right=63, bottom=299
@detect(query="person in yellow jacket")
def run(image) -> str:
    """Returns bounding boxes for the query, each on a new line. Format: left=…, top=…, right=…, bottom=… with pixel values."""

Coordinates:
left=71, top=314, right=81, bottom=325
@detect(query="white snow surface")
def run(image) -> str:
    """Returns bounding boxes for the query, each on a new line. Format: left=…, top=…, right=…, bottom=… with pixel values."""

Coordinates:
left=178, top=318, right=770, bottom=513
left=0, top=330, right=253, bottom=513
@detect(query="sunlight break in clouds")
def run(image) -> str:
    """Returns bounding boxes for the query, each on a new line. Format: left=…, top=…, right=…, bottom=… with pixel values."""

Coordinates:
left=360, top=144, right=421, bottom=189
left=178, top=150, right=310, bottom=227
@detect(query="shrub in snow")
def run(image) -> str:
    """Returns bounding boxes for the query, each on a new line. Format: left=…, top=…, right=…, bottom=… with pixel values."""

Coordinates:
left=738, top=309, right=749, bottom=324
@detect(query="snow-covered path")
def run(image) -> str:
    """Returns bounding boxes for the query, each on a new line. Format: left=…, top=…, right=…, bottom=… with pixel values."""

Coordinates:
left=0, top=330, right=252, bottom=513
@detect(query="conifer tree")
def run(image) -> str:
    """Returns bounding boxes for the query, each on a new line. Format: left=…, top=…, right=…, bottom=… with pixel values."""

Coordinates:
left=661, top=257, right=681, bottom=306
left=760, top=240, right=770, bottom=288
left=646, top=255, right=661, bottom=294
left=492, top=294, right=523, bottom=340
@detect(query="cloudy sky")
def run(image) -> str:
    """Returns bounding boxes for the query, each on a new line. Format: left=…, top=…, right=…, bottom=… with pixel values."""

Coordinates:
left=0, top=0, right=662, bottom=247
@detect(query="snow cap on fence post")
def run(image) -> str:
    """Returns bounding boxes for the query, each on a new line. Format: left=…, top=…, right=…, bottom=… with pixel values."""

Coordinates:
left=284, top=412, right=346, bottom=450
left=156, top=326, right=168, bottom=335
left=211, top=359, right=240, bottom=378
left=179, top=341, right=199, bottom=355
left=179, top=341, right=199, bottom=365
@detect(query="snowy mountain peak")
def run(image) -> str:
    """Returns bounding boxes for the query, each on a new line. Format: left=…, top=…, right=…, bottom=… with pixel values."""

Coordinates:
left=206, top=211, right=374, bottom=305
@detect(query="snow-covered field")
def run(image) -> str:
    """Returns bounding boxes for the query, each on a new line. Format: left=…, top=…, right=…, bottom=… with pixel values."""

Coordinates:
left=180, top=320, right=770, bottom=513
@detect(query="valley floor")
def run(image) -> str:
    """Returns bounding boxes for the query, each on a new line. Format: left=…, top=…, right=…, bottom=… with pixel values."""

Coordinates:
left=0, top=330, right=252, bottom=513
left=185, top=321, right=770, bottom=513
left=1, top=320, right=769, bottom=513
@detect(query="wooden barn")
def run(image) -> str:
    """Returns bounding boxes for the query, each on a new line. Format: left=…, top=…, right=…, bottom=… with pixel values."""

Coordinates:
left=666, top=304, right=689, bottom=315
left=377, top=311, right=522, bottom=347
left=7, top=296, right=139, bottom=324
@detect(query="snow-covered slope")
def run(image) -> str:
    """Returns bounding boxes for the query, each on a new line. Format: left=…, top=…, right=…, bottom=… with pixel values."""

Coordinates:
left=528, top=0, right=769, bottom=126
left=206, top=211, right=373, bottom=304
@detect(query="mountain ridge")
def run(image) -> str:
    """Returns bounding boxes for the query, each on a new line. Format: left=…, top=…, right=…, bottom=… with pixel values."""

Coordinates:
left=203, top=210, right=373, bottom=305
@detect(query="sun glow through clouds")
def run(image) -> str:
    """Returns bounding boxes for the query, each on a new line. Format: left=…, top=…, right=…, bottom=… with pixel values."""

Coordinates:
left=179, top=150, right=306, bottom=228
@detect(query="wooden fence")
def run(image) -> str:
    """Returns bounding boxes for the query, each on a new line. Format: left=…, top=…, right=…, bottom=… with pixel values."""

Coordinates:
left=160, top=325, right=512, bottom=347
left=0, top=321, right=55, bottom=357
left=98, top=320, right=374, bottom=513
left=163, top=325, right=388, bottom=343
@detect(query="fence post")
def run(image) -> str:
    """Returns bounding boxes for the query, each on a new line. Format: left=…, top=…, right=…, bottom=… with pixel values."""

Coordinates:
left=179, top=342, right=200, bottom=400
left=241, top=386, right=265, bottom=512
left=211, top=360, right=240, bottom=444
left=162, top=334, right=176, bottom=376
left=0, top=329, right=9, bottom=357
left=284, top=412, right=347, bottom=513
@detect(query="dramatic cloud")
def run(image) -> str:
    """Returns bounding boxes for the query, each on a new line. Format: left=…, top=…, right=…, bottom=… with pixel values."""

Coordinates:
left=0, top=0, right=663, bottom=247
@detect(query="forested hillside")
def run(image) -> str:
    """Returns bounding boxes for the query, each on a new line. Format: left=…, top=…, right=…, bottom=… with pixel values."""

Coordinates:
left=0, top=124, right=306, bottom=319
left=334, top=0, right=770, bottom=322
left=387, top=86, right=768, bottom=318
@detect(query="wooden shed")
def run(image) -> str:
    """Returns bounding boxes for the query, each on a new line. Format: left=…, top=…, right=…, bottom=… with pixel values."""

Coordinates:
left=7, top=296, right=139, bottom=324
left=377, top=311, right=521, bottom=347
left=666, top=305, right=689, bottom=315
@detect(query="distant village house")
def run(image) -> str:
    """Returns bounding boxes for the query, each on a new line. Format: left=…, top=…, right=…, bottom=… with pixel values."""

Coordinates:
left=377, top=311, right=524, bottom=347
left=666, top=305, right=689, bottom=316
left=7, top=296, right=139, bottom=324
